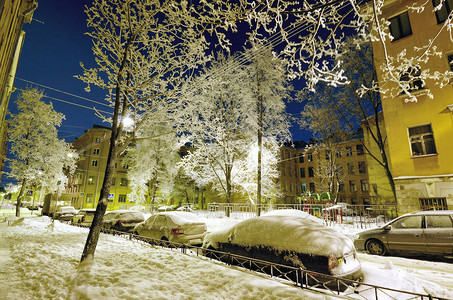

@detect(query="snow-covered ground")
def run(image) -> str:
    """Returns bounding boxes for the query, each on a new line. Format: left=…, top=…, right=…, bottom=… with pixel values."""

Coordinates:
left=0, top=215, right=452, bottom=300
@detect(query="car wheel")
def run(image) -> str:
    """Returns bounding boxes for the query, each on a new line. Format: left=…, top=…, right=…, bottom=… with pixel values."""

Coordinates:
left=366, top=239, right=386, bottom=256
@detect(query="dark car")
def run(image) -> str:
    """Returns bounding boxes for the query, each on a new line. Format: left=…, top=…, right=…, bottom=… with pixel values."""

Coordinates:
left=102, top=210, right=145, bottom=232
left=354, top=210, right=453, bottom=257
left=54, top=206, right=78, bottom=222
left=72, top=209, right=96, bottom=225
left=203, top=211, right=362, bottom=290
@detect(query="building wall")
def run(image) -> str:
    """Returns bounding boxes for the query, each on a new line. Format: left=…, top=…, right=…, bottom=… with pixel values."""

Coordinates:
left=67, top=126, right=132, bottom=210
left=280, top=139, right=371, bottom=205
left=361, top=112, right=395, bottom=205
left=372, top=0, right=453, bottom=213
left=0, top=0, right=38, bottom=183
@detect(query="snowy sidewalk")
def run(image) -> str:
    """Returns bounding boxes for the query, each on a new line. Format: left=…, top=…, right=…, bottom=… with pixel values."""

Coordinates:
left=0, top=222, right=11, bottom=267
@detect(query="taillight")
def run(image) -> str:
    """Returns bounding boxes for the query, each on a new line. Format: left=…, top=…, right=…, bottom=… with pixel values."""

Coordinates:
left=172, top=228, right=184, bottom=235
left=81, top=216, right=85, bottom=222
left=328, top=254, right=339, bottom=270
left=204, top=225, right=207, bottom=232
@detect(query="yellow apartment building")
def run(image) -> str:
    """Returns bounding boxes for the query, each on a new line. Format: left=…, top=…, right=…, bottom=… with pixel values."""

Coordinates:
left=66, top=125, right=132, bottom=210
left=0, top=0, right=38, bottom=182
left=372, top=0, right=453, bottom=213
left=280, top=139, right=371, bottom=205
left=361, top=112, right=396, bottom=206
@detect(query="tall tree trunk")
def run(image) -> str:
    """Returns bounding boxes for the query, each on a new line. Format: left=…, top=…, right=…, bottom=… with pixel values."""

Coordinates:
left=225, top=163, right=232, bottom=217
left=256, top=67, right=263, bottom=217
left=15, top=178, right=27, bottom=217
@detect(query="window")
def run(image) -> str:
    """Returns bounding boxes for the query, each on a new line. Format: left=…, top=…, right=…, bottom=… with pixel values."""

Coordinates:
left=294, top=167, right=298, bottom=178
left=309, top=182, right=315, bottom=193
left=86, top=193, right=93, bottom=203
left=299, top=153, right=304, bottom=163
left=111, top=178, right=116, bottom=186
left=336, top=149, right=342, bottom=158
left=419, top=197, right=448, bottom=210
left=118, top=194, right=127, bottom=203
left=433, top=0, right=453, bottom=23
left=120, top=178, right=128, bottom=186
left=356, top=144, right=364, bottom=155
left=409, top=124, right=437, bottom=156
left=400, top=66, right=424, bottom=93
left=325, top=150, right=331, bottom=160
left=358, top=161, right=366, bottom=174
left=301, top=183, right=307, bottom=193
left=88, top=176, right=95, bottom=185
left=300, top=168, right=305, bottom=178
left=308, top=167, right=314, bottom=177
left=392, top=216, right=422, bottom=229
left=426, top=215, right=453, bottom=228
left=339, top=183, right=344, bottom=192
left=336, top=164, right=344, bottom=175
left=346, top=147, right=352, bottom=157
left=282, top=166, right=286, bottom=176
left=448, top=53, right=453, bottom=72
left=349, top=180, right=357, bottom=192
left=361, top=179, right=369, bottom=192
left=91, top=160, right=98, bottom=167
left=307, top=152, right=313, bottom=162
left=347, top=163, right=354, bottom=174
left=95, top=137, right=101, bottom=143
left=389, top=12, right=412, bottom=41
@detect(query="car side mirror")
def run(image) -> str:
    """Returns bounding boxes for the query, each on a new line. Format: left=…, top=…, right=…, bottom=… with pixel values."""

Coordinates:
left=384, top=225, right=391, bottom=231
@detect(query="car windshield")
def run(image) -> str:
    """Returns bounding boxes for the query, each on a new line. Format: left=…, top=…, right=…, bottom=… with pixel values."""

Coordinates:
left=117, top=212, right=144, bottom=221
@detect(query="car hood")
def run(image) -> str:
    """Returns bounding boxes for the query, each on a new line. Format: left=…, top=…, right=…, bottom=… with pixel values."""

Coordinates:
left=356, top=227, right=387, bottom=236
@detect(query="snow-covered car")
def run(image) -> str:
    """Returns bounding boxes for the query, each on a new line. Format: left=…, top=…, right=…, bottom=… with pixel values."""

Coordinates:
left=157, top=206, right=173, bottom=212
left=72, top=209, right=96, bottom=225
left=202, top=213, right=362, bottom=289
left=102, top=210, right=145, bottom=232
left=176, top=206, right=192, bottom=212
left=134, top=211, right=207, bottom=245
left=54, top=206, right=78, bottom=222
left=354, top=210, right=453, bottom=257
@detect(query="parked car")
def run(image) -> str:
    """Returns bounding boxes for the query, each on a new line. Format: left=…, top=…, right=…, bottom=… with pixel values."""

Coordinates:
left=134, top=211, right=207, bottom=245
left=102, top=210, right=145, bottom=232
left=203, top=213, right=362, bottom=290
left=157, top=206, right=173, bottom=212
left=26, top=203, right=40, bottom=211
left=54, top=206, right=78, bottom=222
left=176, top=206, right=192, bottom=212
left=72, top=209, right=96, bottom=225
left=354, top=210, right=453, bottom=257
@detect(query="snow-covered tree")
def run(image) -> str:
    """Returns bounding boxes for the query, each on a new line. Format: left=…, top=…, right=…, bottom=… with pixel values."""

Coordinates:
left=299, top=102, right=350, bottom=199
left=76, top=0, right=237, bottom=262
left=124, top=121, right=181, bottom=211
left=7, top=88, right=77, bottom=217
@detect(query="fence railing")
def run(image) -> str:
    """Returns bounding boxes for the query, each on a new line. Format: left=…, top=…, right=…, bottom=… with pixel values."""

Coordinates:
left=75, top=224, right=448, bottom=300
left=199, top=203, right=398, bottom=228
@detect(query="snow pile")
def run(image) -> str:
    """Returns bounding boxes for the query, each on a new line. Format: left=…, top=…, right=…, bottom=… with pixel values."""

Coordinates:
left=0, top=217, right=335, bottom=300
left=204, top=215, right=354, bottom=256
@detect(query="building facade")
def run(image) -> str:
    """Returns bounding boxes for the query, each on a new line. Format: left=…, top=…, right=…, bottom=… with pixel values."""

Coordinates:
left=371, top=0, right=453, bottom=213
left=279, top=139, right=371, bottom=205
left=67, top=125, right=132, bottom=210
left=0, top=0, right=38, bottom=183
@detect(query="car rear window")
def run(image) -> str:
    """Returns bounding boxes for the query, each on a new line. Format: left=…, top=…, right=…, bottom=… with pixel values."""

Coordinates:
left=426, top=215, right=453, bottom=228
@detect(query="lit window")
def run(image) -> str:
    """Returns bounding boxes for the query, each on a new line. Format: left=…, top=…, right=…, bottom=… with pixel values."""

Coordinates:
left=349, top=181, right=357, bottom=192
left=389, top=12, right=412, bottom=41
left=307, top=152, right=313, bottom=162
left=119, top=194, right=127, bottom=203
left=88, top=176, right=95, bottom=185
left=433, top=0, right=453, bottom=23
left=301, top=183, right=307, bottom=193
left=86, top=194, right=93, bottom=203
left=361, top=180, right=369, bottom=192
left=120, top=178, right=128, bottom=186
left=409, top=124, right=437, bottom=156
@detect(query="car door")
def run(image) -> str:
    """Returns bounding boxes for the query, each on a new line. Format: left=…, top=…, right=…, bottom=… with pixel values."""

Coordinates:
left=424, top=214, right=453, bottom=255
left=385, top=215, right=425, bottom=254
left=139, top=215, right=157, bottom=237
left=149, top=215, right=168, bottom=239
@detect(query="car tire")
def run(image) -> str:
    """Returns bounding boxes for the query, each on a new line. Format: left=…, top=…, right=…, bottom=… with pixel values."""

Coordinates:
left=366, top=239, right=386, bottom=256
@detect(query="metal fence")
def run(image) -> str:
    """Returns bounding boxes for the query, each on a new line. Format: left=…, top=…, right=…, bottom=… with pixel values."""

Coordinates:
left=200, top=203, right=398, bottom=229
left=83, top=225, right=449, bottom=300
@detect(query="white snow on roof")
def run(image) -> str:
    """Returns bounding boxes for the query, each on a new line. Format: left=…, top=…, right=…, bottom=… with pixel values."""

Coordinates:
left=159, top=211, right=205, bottom=225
